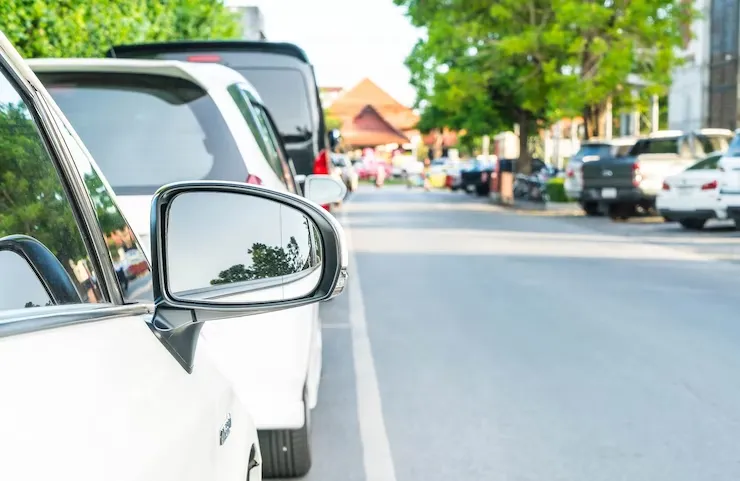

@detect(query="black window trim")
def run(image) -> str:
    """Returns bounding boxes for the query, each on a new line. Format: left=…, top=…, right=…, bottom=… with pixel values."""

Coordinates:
left=0, top=51, right=135, bottom=315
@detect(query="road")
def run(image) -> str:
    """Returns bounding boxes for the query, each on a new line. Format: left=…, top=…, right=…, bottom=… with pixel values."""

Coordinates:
left=299, top=185, right=740, bottom=481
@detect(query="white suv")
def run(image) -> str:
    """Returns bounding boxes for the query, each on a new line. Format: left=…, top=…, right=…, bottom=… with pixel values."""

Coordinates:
left=27, top=58, right=346, bottom=477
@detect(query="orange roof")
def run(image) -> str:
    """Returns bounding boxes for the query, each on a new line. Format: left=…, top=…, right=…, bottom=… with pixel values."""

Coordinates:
left=340, top=105, right=409, bottom=147
left=329, top=78, right=419, bottom=130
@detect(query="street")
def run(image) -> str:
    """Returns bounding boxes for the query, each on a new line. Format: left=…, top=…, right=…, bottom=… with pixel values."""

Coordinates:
left=304, top=185, right=740, bottom=481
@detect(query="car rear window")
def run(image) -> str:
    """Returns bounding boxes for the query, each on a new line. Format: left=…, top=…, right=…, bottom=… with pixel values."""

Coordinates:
left=573, top=144, right=613, bottom=161
left=687, top=154, right=722, bottom=170
left=234, top=68, right=312, bottom=142
left=39, top=72, right=246, bottom=195
left=629, top=138, right=679, bottom=155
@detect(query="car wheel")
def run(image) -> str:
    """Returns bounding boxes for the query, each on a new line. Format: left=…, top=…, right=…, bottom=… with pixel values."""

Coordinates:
left=580, top=201, right=601, bottom=217
left=679, top=218, right=707, bottom=230
left=259, top=392, right=312, bottom=478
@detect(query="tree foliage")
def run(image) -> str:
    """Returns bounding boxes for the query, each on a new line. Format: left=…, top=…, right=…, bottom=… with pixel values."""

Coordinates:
left=0, top=0, right=241, bottom=59
left=396, top=0, right=695, bottom=170
left=210, top=238, right=307, bottom=286
left=0, top=102, right=87, bottom=267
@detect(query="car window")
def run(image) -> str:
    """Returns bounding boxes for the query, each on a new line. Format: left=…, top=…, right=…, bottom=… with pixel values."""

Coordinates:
left=0, top=64, right=103, bottom=310
left=53, top=113, right=154, bottom=303
left=696, top=134, right=730, bottom=156
left=38, top=72, right=247, bottom=196
left=252, top=103, right=298, bottom=193
left=235, top=68, right=313, bottom=142
left=573, top=144, right=613, bottom=161
left=687, top=154, right=722, bottom=170
left=614, top=144, right=634, bottom=157
left=726, top=133, right=740, bottom=157
left=630, top=138, right=679, bottom=155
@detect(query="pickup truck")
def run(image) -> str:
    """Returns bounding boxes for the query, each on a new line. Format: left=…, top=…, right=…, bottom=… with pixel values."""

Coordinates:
left=580, top=129, right=733, bottom=219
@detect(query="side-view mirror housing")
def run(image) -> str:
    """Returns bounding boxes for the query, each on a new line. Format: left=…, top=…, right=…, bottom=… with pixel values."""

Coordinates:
left=148, top=181, right=349, bottom=373
left=328, top=129, right=342, bottom=150
left=303, top=174, right=347, bottom=205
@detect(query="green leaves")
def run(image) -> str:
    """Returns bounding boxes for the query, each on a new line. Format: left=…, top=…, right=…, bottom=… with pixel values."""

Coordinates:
left=397, top=0, right=696, bottom=140
left=0, top=0, right=242, bottom=59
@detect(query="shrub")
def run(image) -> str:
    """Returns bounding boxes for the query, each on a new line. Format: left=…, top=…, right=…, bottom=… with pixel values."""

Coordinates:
left=545, top=177, right=570, bottom=203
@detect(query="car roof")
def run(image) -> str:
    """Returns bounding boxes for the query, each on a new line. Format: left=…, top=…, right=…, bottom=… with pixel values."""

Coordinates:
left=107, top=40, right=311, bottom=64
left=26, top=57, right=265, bottom=103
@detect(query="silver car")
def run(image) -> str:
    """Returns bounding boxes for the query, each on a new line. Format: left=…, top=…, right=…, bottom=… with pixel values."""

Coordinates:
left=331, top=154, right=359, bottom=192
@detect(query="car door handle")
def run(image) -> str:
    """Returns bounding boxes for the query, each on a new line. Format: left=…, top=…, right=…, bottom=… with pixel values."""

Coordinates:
left=247, top=444, right=260, bottom=480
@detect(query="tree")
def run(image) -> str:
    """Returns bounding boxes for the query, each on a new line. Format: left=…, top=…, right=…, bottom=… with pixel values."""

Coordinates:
left=396, top=0, right=556, bottom=173
left=1, top=0, right=241, bottom=59
left=210, top=237, right=305, bottom=286
left=0, top=102, right=87, bottom=270
left=324, top=109, right=343, bottom=131
left=396, top=0, right=696, bottom=169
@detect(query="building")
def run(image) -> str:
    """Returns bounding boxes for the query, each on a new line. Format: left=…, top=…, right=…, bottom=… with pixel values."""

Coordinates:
left=707, top=0, right=739, bottom=129
left=668, top=0, right=712, bottom=130
left=328, top=78, right=420, bottom=148
left=229, top=6, right=266, bottom=40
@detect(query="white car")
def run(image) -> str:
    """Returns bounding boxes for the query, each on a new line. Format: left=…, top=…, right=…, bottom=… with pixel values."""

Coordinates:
left=717, top=130, right=740, bottom=225
left=657, top=152, right=725, bottom=229
left=0, top=32, right=347, bottom=481
left=30, top=58, right=346, bottom=477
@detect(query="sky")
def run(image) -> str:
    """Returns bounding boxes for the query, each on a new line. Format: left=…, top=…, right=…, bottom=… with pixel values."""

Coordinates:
left=225, top=0, right=422, bottom=107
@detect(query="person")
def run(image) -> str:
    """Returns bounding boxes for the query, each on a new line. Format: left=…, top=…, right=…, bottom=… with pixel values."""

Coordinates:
left=375, top=162, right=386, bottom=188
left=423, top=158, right=431, bottom=191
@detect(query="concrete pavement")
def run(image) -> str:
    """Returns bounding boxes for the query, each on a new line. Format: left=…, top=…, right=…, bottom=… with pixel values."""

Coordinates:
left=297, top=185, right=740, bottom=481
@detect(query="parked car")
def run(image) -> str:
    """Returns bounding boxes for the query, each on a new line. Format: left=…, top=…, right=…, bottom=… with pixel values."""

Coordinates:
left=564, top=137, right=637, bottom=215
left=104, top=41, right=339, bottom=195
left=30, top=57, right=345, bottom=478
left=581, top=129, right=733, bottom=219
left=716, top=129, right=740, bottom=224
left=331, top=153, right=359, bottom=192
left=657, top=152, right=725, bottom=229
left=0, top=31, right=348, bottom=481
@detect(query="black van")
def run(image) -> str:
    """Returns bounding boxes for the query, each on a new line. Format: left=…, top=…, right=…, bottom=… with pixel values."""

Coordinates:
left=106, top=41, right=338, bottom=182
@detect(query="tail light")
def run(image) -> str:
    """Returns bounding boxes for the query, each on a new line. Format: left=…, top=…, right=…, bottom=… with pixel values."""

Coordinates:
left=246, top=174, right=263, bottom=185
left=313, top=149, right=330, bottom=175
left=313, top=150, right=331, bottom=210
left=701, top=179, right=718, bottom=190
left=632, top=162, right=643, bottom=187
left=662, top=181, right=670, bottom=191
left=187, top=55, right=222, bottom=63
left=566, top=167, right=574, bottom=178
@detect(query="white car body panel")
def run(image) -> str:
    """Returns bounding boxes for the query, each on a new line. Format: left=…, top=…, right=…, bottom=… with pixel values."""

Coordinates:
left=0, top=306, right=257, bottom=481
left=657, top=169, right=724, bottom=217
left=28, top=59, right=323, bottom=430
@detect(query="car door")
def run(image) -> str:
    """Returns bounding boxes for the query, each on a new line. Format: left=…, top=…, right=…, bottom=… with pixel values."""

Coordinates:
left=0, top=36, right=259, bottom=481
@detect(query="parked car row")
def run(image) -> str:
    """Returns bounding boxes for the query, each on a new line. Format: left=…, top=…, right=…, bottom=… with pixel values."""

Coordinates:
left=0, top=32, right=350, bottom=481
left=657, top=130, right=740, bottom=229
left=578, top=128, right=734, bottom=219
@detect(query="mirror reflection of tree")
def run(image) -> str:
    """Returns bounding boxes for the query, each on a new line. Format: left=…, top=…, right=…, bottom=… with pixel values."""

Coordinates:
left=210, top=236, right=308, bottom=286
left=0, top=102, right=97, bottom=301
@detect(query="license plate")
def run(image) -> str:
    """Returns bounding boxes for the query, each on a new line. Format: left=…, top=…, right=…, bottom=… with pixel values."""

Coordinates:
left=677, top=186, right=692, bottom=196
left=601, top=188, right=617, bottom=199
left=466, top=184, right=475, bottom=192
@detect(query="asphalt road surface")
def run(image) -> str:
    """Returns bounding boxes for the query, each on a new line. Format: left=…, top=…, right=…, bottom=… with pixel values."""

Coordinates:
left=298, top=185, right=740, bottom=481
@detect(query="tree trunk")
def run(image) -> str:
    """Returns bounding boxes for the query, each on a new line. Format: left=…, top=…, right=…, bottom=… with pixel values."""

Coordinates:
left=517, top=110, right=532, bottom=174
left=583, top=103, right=608, bottom=140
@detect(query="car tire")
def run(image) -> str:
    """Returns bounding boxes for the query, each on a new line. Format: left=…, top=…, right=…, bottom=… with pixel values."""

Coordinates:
left=259, top=393, right=312, bottom=478
left=580, top=201, right=601, bottom=217
left=679, top=218, right=707, bottom=230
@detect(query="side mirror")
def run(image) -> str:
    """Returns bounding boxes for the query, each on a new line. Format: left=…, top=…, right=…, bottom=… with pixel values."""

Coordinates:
left=328, top=129, right=342, bottom=150
left=303, top=174, right=347, bottom=205
left=149, top=181, right=348, bottom=372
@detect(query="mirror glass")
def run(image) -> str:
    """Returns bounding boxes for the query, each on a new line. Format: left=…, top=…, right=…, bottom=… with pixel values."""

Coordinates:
left=305, top=175, right=346, bottom=205
left=166, top=192, right=323, bottom=304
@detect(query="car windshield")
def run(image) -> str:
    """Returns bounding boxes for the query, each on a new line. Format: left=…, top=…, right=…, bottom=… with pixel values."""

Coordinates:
left=235, top=68, right=313, bottom=142
left=40, top=72, right=245, bottom=196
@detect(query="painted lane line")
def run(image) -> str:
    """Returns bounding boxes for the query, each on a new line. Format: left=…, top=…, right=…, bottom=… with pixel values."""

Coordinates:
left=341, top=209, right=398, bottom=481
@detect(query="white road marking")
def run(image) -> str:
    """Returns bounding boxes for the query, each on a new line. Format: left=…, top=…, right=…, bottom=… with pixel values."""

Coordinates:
left=340, top=209, right=398, bottom=481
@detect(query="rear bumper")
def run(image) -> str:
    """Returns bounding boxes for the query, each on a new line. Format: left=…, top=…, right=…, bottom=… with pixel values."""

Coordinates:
left=658, top=209, right=718, bottom=221
left=580, top=186, right=652, bottom=204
